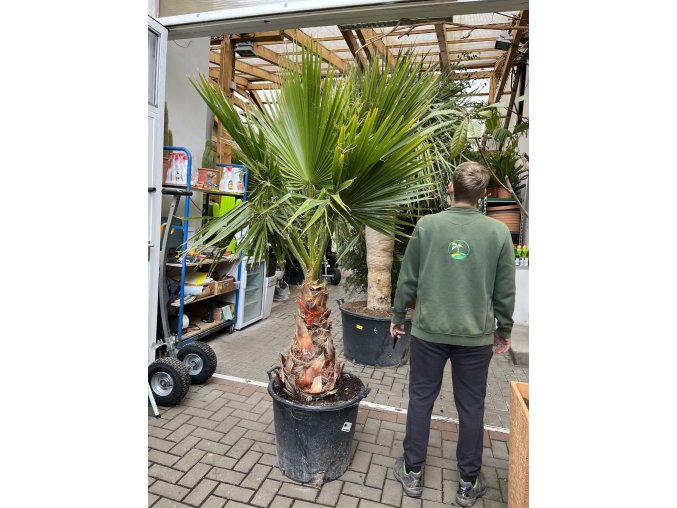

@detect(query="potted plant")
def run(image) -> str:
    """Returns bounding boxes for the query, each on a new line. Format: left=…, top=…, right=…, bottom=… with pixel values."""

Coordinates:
left=336, top=69, right=465, bottom=367
left=187, top=46, right=440, bottom=486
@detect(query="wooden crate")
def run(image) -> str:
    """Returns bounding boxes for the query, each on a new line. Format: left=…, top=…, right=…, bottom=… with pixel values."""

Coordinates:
left=508, top=381, right=529, bottom=508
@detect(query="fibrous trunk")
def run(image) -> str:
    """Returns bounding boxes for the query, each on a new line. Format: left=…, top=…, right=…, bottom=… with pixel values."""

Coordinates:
left=276, top=278, right=343, bottom=401
left=366, top=226, right=394, bottom=312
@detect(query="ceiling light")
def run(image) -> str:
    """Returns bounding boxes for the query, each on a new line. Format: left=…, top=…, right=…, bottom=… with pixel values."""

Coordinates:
left=234, top=41, right=256, bottom=57
left=495, top=33, right=512, bottom=51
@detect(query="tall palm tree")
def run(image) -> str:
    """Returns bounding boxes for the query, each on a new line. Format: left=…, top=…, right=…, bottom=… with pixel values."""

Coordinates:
left=189, top=46, right=440, bottom=401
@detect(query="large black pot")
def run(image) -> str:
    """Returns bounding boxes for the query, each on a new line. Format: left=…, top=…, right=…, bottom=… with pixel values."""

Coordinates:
left=267, top=368, right=369, bottom=484
left=338, top=300, right=412, bottom=366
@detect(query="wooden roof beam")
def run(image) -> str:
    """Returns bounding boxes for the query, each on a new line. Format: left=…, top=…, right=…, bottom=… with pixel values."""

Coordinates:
left=282, top=29, right=347, bottom=72
left=356, top=27, right=396, bottom=67
left=435, top=23, right=450, bottom=71
left=235, top=59, right=281, bottom=85
left=491, top=10, right=528, bottom=104
left=340, top=29, right=368, bottom=71
left=253, top=42, right=300, bottom=72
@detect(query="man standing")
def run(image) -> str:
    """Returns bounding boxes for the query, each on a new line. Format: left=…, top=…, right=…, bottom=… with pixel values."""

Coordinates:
left=390, top=161, right=516, bottom=507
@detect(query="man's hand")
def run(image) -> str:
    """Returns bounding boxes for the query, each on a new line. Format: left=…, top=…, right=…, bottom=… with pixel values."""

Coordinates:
left=493, top=333, right=511, bottom=354
left=390, top=322, right=405, bottom=338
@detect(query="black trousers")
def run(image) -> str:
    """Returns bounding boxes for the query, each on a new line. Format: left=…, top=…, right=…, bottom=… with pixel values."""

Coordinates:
left=403, top=336, right=493, bottom=481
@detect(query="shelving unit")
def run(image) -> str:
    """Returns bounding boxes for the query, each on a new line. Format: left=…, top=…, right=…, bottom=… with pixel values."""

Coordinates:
left=161, top=147, right=249, bottom=347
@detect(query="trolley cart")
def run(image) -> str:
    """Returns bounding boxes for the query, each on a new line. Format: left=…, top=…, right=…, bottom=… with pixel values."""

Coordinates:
left=148, top=147, right=218, bottom=415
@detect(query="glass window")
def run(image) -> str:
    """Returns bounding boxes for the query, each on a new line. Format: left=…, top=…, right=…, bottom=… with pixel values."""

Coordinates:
left=148, top=29, right=159, bottom=106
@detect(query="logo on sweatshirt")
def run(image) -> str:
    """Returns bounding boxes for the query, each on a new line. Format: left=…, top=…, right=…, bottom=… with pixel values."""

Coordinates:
left=448, top=240, right=470, bottom=260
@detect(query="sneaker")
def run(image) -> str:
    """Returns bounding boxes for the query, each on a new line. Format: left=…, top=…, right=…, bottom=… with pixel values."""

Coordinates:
left=392, top=456, right=422, bottom=497
left=455, top=475, right=487, bottom=507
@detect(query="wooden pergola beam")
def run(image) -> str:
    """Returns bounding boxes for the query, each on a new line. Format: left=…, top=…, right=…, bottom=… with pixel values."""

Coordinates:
left=386, top=37, right=498, bottom=49
left=218, top=36, right=235, bottom=163
left=253, top=42, right=300, bottom=72
left=491, top=10, right=528, bottom=104
left=356, top=27, right=396, bottom=67
left=435, top=23, right=450, bottom=71
left=340, top=29, right=368, bottom=71
left=246, top=82, right=281, bottom=90
left=283, top=29, right=347, bottom=72
left=235, top=60, right=281, bottom=84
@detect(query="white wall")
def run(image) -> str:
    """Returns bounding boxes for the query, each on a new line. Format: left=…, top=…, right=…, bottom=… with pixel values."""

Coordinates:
left=162, top=37, right=212, bottom=231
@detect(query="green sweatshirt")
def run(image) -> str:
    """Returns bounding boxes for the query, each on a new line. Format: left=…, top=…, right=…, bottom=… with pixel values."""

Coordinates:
left=391, top=206, right=516, bottom=346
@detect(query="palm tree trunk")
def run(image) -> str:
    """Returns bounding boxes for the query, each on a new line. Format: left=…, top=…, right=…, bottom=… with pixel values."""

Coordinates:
left=277, top=276, right=343, bottom=401
left=366, top=226, right=394, bottom=312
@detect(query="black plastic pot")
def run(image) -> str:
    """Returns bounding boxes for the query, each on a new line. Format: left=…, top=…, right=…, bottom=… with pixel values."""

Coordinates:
left=267, top=367, right=369, bottom=485
left=338, top=300, right=412, bottom=367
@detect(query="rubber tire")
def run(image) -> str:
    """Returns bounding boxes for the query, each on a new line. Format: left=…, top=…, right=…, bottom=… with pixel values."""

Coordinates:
left=177, top=342, right=218, bottom=384
left=331, top=267, right=342, bottom=285
left=148, top=357, right=191, bottom=407
left=227, top=324, right=235, bottom=334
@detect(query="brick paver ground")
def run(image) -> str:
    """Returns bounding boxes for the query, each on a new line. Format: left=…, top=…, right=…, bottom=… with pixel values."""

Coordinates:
left=150, top=279, right=529, bottom=507
left=149, top=378, right=512, bottom=508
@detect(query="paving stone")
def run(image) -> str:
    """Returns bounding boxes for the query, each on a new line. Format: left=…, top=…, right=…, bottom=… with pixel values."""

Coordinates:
left=169, top=435, right=201, bottom=457
left=189, top=416, right=220, bottom=430
left=400, top=496, right=422, bottom=508
left=162, top=413, right=192, bottom=431
left=269, top=496, right=293, bottom=508
left=365, top=464, right=387, bottom=489
left=183, top=406, right=215, bottom=419
left=226, top=438, right=254, bottom=459
left=357, top=442, right=391, bottom=456
left=292, top=501, right=330, bottom=508
left=192, top=427, right=226, bottom=443
left=173, top=449, right=206, bottom=472
left=151, top=498, right=191, bottom=508
left=223, top=501, right=254, bottom=508
left=376, top=429, right=394, bottom=448
left=359, top=500, right=395, bottom=508
left=148, top=480, right=189, bottom=502
left=249, top=478, right=281, bottom=507
left=424, top=465, right=442, bottom=491
left=258, top=453, right=278, bottom=466
left=221, top=425, right=248, bottom=446
left=178, top=462, right=212, bottom=488
left=247, top=431, right=276, bottom=446
left=277, top=483, right=318, bottom=502
left=380, top=479, right=402, bottom=506
left=491, top=439, right=509, bottom=461
left=149, top=449, right=181, bottom=467
left=335, top=494, right=359, bottom=508
left=200, top=453, right=237, bottom=470
left=149, top=493, right=159, bottom=507
left=337, top=470, right=365, bottom=485
left=214, top=416, right=240, bottom=434
left=240, top=463, right=271, bottom=490
left=196, top=439, right=230, bottom=456
left=341, top=482, right=381, bottom=502
left=166, top=424, right=197, bottom=443
left=182, top=478, right=218, bottom=506
left=148, top=425, right=173, bottom=439
left=149, top=436, right=176, bottom=453
left=370, top=454, right=394, bottom=468
left=200, top=495, right=226, bottom=508
left=316, top=479, right=342, bottom=506
left=148, top=464, right=183, bottom=484
left=206, top=466, right=246, bottom=485
left=213, top=482, right=255, bottom=503
left=349, top=450, right=371, bottom=473
left=210, top=406, right=235, bottom=422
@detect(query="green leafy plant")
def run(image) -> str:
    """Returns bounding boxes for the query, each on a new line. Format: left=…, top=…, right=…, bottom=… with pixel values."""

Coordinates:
left=187, top=47, right=440, bottom=400
left=201, top=139, right=218, bottom=169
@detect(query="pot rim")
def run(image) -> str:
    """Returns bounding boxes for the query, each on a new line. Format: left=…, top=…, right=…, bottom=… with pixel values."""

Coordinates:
left=267, top=367, right=370, bottom=412
left=338, top=301, right=412, bottom=323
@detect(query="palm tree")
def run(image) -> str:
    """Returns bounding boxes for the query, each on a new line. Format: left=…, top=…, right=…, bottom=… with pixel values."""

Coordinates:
left=188, top=46, right=440, bottom=401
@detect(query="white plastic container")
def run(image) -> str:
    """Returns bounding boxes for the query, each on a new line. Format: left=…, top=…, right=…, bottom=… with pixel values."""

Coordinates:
left=262, top=275, right=277, bottom=319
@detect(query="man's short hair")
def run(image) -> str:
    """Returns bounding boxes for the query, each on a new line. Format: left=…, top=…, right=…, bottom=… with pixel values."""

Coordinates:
left=452, top=161, right=490, bottom=202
